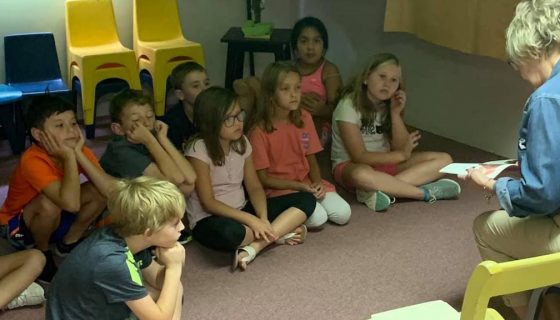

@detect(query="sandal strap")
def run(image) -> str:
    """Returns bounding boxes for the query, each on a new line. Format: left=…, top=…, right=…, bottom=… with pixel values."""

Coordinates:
left=239, top=245, right=256, bottom=263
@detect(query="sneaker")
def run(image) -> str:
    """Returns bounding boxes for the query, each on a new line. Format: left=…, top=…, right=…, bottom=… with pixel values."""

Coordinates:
left=37, top=251, right=58, bottom=284
left=178, top=230, right=192, bottom=245
left=421, top=178, right=461, bottom=203
left=54, top=239, right=81, bottom=257
left=356, top=189, right=392, bottom=212
left=6, top=282, right=45, bottom=310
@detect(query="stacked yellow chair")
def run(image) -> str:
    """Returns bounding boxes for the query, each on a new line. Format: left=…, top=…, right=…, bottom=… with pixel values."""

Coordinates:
left=65, top=0, right=141, bottom=138
left=368, top=252, right=560, bottom=320
left=133, top=0, right=205, bottom=116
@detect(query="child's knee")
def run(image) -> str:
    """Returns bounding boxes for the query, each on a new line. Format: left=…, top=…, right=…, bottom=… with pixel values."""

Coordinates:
left=329, top=202, right=351, bottom=225
left=438, top=152, right=453, bottom=166
left=305, top=203, right=328, bottom=229
left=349, top=165, right=376, bottom=187
left=31, top=195, right=62, bottom=219
left=26, top=249, right=47, bottom=271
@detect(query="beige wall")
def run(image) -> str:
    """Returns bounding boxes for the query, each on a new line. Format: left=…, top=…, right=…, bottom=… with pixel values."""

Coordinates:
left=302, top=0, right=531, bottom=158
left=0, top=0, right=531, bottom=158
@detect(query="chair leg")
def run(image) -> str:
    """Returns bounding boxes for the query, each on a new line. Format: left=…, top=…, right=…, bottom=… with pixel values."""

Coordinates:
left=526, top=287, right=548, bottom=320
left=81, top=84, right=97, bottom=140
left=0, top=103, right=25, bottom=155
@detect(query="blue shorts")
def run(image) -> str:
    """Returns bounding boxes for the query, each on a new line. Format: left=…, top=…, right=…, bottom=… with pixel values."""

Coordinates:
left=5, top=211, right=76, bottom=250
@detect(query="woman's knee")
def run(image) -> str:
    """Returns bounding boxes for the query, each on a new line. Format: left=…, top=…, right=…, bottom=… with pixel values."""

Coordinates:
left=472, top=210, right=502, bottom=242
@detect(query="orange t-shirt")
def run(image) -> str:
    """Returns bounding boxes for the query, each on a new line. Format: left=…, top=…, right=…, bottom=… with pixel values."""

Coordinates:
left=249, top=110, right=335, bottom=198
left=0, top=144, right=100, bottom=224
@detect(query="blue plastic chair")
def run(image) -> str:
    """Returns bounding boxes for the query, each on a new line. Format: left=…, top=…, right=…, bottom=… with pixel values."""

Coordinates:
left=4, top=33, right=70, bottom=97
left=3, top=32, right=72, bottom=151
left=0, top=84, right=25, bottom=154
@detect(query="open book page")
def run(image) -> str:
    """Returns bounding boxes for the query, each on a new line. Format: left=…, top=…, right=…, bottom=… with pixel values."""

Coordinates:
left=439, top=159, right=517, bottom=179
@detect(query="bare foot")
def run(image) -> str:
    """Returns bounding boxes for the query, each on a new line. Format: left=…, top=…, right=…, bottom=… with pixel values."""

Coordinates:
left=237, top=250, right=249, bottom=271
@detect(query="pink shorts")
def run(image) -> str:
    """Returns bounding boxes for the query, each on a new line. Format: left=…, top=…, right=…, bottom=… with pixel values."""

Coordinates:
left=332, top=161, right=398, bottom=191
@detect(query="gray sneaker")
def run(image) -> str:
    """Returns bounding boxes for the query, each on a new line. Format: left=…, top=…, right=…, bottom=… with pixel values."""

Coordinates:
left=6, top=282, right=45, bottom=310
left=356, top=189, right=392, bottom=212
left=421, top=178, right=461, bottom=202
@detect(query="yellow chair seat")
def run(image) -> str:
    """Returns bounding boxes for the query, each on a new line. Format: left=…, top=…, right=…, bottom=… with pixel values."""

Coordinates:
left=66, top=0, right=140, bottom=138
left=369, top=253, right=560, bottom=320
left=133, top=0, right=205, bottom=116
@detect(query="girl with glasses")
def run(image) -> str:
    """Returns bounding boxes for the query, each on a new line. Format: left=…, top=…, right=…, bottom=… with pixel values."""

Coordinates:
left=185, top=87, right=315, bottom=271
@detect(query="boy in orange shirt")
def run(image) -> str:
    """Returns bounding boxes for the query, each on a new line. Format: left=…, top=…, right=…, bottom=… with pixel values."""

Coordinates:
left=0, top=95, right=114, bottom=282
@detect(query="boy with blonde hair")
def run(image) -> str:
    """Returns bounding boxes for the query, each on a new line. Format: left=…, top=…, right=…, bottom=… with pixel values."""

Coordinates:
left=47, top=176, right=186, bottom=320
left=164, top=61, right=209, bottom=151
left=0, top=95, right=113, bottom=282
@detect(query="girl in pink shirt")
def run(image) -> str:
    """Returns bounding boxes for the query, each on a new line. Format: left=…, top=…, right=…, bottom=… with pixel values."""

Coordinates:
left=186, top=87, right=315, bottom=271
left=250, top=62, right=351, bottom=229
left=292, top=16, right=343, bottom=146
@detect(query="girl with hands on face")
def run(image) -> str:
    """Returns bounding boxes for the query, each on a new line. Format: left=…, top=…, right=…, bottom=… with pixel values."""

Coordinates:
left=249, top=62, right=351, bottom=231
left=331, top=53, right=461, bottom=212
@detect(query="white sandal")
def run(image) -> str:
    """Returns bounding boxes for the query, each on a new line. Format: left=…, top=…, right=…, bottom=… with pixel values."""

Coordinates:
left=232, top=245, right=257, bottom=271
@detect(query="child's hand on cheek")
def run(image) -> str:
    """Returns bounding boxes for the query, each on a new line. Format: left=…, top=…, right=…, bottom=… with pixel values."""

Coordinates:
left=390, top=90, right=406, bottom=115
left=126, top=122, right=154, bottom=145
left=39, top=131, right=73, bottom=160
left=73, top=128, right=85, bottom=153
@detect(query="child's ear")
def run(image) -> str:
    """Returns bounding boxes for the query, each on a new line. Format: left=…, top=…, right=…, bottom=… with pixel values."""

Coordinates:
left=110, top=122, right=126, bottom=136
left=143, top=228, right=154, bottom=239
left=30, top=127, right=42, bottom=142
left=174, top=89, right=185, bottom=101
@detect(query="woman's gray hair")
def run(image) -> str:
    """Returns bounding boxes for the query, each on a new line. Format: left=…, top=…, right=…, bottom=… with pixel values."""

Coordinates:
left=506, top=0, right=560, bottom=63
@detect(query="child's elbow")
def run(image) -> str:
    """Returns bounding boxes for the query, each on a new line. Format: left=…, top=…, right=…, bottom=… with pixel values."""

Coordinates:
left=62, top=200, right=81, bottom=213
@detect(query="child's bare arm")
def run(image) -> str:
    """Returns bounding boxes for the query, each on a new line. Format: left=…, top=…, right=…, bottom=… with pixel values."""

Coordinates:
left=306, top=154, right=322, bottom=184
left=126, top=244, right=184, bottom=320
left=338, top=120, right=406, bottom=165
left=389, top=90, right=410, bottom=149
left=323, top=61, right=343, bottom=115
left=256, top=169, right=314, bottom=193
left=73, top=130, right=115, bottom=198
left=155, top=121, right=196, bottom=185
left=39, top=131, right=81, bottom=212
left=128, top=123, right=184, bottom=185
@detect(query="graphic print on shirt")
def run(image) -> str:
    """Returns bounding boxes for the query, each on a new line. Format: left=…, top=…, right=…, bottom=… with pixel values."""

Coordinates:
left=301, top=132, right=310, bottom=151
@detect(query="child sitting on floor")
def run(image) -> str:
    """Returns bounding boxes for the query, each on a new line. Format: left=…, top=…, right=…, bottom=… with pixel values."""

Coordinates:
left=331, top=53, right=460, bottom=212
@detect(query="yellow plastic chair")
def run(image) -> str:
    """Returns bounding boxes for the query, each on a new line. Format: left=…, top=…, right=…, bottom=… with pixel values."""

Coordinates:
left=65, top=0, right=141, bottom=138
left=133, top=0, right=205, bottom=116
left=369, top=252, right=560, bottom=320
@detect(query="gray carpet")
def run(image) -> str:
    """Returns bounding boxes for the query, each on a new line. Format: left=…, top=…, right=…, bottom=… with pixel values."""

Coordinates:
left=0, top=130, right=518, bottom=320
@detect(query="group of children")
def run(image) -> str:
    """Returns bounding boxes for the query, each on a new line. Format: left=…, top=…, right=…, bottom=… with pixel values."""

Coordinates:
left=0, top=16, right=461, bottom=319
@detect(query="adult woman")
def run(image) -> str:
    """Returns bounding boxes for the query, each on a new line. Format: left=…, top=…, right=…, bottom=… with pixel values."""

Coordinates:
left=467, top=0, right=560, bottom=318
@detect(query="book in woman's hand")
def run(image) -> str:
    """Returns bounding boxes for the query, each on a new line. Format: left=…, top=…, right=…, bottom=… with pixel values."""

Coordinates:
left=439, top=159, right=518, bottom=179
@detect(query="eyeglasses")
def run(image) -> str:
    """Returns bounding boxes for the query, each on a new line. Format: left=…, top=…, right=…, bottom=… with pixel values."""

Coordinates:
left=223, top=109, right=246, bottom=127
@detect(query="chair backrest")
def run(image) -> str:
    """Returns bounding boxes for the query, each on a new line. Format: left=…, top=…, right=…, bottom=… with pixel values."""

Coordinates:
left=460, top=252, right=560, bottom=320
left=4, top=33, right=63, bottom=84
left=65, top=0, right=121, bottom=48
left=133, top=0, right=184, bottom=44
